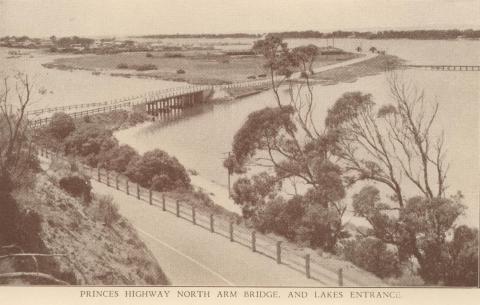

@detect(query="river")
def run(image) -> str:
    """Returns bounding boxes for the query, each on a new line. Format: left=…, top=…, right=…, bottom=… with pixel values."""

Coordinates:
left=116, top=38, right=480, bottom=226
left=1, top=38, right=478, bottom=226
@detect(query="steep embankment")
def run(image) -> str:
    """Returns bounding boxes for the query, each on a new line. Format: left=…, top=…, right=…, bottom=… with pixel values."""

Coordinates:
left=4, top=159, right=169, bottom=285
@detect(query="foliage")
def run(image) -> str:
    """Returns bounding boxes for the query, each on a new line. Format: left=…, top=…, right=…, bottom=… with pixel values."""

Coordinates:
left=443, top=226, right=478, bottom=286
left=63, top=123, right=115, bottom=166
left=265, top=29, right=480, bottom=40
left=133, top=64, right=157, bottom=71
left=351, top=185, right=472, bottom=284
left=125, top=149, right=190, bottom=191
left=116, top=63, right=129, bottom=69
left=0, top=73, right=40, bottom=193
left=59, top=175, right=92, bottom=202
left=93, top=195, right=120, bottom=226
left=48, top=112, right=75, bottom=140
left=227, top=36, right=348, bottom=251
left=254, top=194, right=346, bottom=251
left=231, top=172, right=280, bottom=218
left=341, top=237, right=401, bottom=279
left=99, top=144, right=137, bottom=173
left=231, top=106, right=295, bottom=168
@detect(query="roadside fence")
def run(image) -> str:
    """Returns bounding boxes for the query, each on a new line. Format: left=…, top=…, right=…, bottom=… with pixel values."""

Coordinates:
left=37, top=146, right=369, bottom=287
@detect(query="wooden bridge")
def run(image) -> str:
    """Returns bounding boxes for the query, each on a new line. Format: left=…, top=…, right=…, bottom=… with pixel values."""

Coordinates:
left=405, top=64, right=480, bottom=71
left=27, top=79, right=271, bottom=129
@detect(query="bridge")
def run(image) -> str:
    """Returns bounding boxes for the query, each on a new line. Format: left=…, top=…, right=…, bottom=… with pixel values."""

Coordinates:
left=405, top=64, right=480, bottom=71
left=27, top=80, right=270, bottom=129
left=26, top=53, right=381, bottom=129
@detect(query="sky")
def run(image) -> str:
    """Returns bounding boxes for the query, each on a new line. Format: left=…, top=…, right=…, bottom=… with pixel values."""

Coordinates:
left=0, top=0, right=479, bottom=37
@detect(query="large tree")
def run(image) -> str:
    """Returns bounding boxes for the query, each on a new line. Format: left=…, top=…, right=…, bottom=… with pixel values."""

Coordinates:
left=325, top=73, right=476, bottom=285
left=227, top=36, right=347, bottom=250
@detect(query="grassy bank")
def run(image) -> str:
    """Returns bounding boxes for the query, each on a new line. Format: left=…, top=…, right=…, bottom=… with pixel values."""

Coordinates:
left=43, top=50, right=359, bottom=85
left=310, top=54, right=404, bottom=85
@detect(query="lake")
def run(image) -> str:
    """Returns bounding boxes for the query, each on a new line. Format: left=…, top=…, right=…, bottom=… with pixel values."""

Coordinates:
left=115, top=38, right=480, bottom=226
left=1, top=38, right=478, bottom=225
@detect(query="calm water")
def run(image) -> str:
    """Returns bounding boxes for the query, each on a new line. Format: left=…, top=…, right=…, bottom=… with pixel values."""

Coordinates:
left=1, top=39, right=478, bottom=225
left=0, top=48, right=184, bottom=112
left=115, top=39, right=479, bottom=225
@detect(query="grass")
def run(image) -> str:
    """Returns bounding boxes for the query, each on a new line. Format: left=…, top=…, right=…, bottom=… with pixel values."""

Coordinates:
left=45, top=50, right=359, bottom=85
left=311, top=54, right=404, bottom=85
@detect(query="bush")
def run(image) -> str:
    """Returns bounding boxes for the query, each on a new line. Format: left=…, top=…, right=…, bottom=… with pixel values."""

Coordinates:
left=59, top=175, right=92, bottom=202
left=116, top=63, right=129, bottom=69
left=94, top=195, right=120, bottom=226
left=341, top=237, right=401, bottom=279
left=100, top=144, right=138, bottom=173
left=128, top=111, right=149, bottom=125
left=49, top=112, right=75, bottom=140
left=133, top=64, right=157, bottom=71
left=145, top=53, right=153, bottom=58
left=125, top=149, right=190, bottom=191
left=191, top=189, right=214, bottom=208
left=443, top=225, right=478, bottom=286
left=176, top=69, right=186, bottom=74
left=164, top=52, right=184, bottom=58
left=64, top=123, right=115, bottom=166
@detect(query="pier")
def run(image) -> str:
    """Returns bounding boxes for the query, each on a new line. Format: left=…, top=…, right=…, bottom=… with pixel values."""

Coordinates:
left=405, top=65, right=480, bottom=71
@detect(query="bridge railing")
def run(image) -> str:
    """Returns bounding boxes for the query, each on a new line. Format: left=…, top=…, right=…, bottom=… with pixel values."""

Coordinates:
left=26, top=84, right=212, bottom=117
left=27, top=80, right=272, bottom=118
left=37, top=146, right=375, bottom=286
left=28, top=86, right=214, bottom=128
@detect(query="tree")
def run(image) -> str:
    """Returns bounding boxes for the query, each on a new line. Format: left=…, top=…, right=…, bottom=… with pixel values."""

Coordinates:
left=125, top=149, right=190, bottom=191
left=99, top=144, right=137, bottom=173
left=325, top=74, right=447, bottom=207
left=49, top=112, right=75, bottom=140
left=0, top=73, right=39, bottom=193
left=63, top=123, right=114, bottom=166
left=342, top=236, right=401, bottom=278
left=227, top=36, right=347, bottom=250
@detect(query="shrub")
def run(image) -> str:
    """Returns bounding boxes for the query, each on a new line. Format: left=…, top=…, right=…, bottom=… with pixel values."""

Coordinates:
left=125, top=149, right=190, bottom=191
left=176, top=69, right=186, bottom=74
left=145, top=53, right=153, bottom=58
left=164, top=52, right=184, bottom=58
left=191, top=189, right=214, bottom=208
left=128, top=111, right=149, bottom=125
left=341, top=237, right=401, bottom=279
left=94, top=195, right=120, bottom=226
left=116, top=63, right=129, bottom=69
left=100, top=144, right=138, bottom=173
left=59, top=175, right=92, bottom=202
left=443, top=226, right=478, bottom=286
left=134, top=64, right=157, bottom=71
left=49, top=112, right=75, bottom=140
left=64, top=123, right=114, bottom=166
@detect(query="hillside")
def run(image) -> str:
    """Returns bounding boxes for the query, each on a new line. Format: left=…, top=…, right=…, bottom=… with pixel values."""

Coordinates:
left=1, top=158, right=169, bottom=285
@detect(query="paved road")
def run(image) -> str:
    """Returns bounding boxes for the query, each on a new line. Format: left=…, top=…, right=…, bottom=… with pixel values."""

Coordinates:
left=92, top=180, right=326, bottom=286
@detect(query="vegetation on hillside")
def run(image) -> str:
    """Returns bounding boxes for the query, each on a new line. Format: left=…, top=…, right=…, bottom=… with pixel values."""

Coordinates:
left=37, top=110, right=191, bottom=193
left=0, top=73, right=169, bottom=285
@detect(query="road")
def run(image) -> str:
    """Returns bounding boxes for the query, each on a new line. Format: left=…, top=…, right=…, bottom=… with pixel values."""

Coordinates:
left=91, top=180, right=327, bottom=286
left=37, top=54, right=380, bottom=286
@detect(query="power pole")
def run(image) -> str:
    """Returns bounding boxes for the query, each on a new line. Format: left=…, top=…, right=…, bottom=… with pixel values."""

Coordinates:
left=227, top=152, right=231, bottom=198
